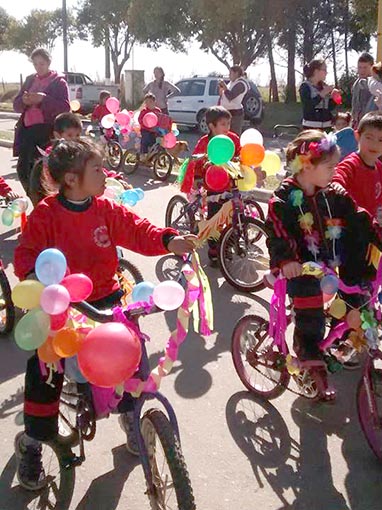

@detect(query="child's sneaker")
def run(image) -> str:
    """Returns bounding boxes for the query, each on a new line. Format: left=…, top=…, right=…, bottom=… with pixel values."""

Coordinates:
left=118, top=412, right=140, bottom=456
left=14, top=432, right=47, bottom=491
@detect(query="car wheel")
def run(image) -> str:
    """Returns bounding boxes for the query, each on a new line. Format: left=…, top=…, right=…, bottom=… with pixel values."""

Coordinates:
left=244, top=93, right=262, bottom=120
left=197, top=110, right=208, bottom=134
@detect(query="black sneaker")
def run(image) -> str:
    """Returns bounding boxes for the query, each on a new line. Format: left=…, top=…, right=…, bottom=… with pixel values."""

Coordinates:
left=14, top=432, right=47, bottom=491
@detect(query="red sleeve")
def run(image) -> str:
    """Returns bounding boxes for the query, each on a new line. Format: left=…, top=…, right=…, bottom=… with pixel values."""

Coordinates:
left=91, top=105, right=101, bottom=122
left=192, top=135, right=208, bottom=156
left=332, top=158, right=356, bottom=195
left=0, top=176, right=12, bottom=197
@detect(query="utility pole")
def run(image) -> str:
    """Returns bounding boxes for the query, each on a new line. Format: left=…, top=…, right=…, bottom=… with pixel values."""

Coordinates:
left=378, top=0, right=382, bottom=61
left=63, top=0, right=68, bottom=73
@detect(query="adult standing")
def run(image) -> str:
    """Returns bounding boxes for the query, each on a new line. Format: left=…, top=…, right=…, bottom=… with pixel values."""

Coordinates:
left=143, top=67, right=180, bottom=115
left=219, top=66, right=250, bottom=135
left=13, top=48, right=70, bottom=194
left=299, top=59, right=338, bottom=130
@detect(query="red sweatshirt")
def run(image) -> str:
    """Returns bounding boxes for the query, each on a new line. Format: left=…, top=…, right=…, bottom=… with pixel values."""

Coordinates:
left=333, top=152, right=382, bottom=221
left=14, top=195, right=177, bottom=301
left=138, top=106, right=162, bottom=132
left=91, top=104, right=110, bottom=123
left=0, top=176, right=12, bottom=197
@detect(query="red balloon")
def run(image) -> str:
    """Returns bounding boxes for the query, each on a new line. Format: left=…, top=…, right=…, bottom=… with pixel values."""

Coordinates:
left=205, top=165, right=230, bottom=192
left=62, top=274, right=93, bottom=302
left=78, top=323, right=141, bottom=387
left=50, top=310, right=69, bottom=331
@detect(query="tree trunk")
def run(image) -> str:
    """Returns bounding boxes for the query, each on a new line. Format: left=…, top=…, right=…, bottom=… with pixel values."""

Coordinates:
left=105, top=29, right=111, bottom=81
left=265, top=27, right=279, bottom=102
left=344, top=0, right=349, bottom=79
left=303, top=12, right=314, bottom=63
left=285, top=23, right=297, bottom=103
left=331, top=27, right=338, bottom=86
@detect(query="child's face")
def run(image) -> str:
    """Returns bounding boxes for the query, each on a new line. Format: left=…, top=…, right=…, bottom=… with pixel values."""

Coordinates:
left=314, top=65, right=327, bottom=83
left=358, top=61, right=372, bottom=79
left=209, top=117, right=231, bottom=136
left=357, top=127, right=382, bottom=162
left=334, top=118, right=348, bottom=131
left=303, top=152, right=339, bottom=189
left=55, top=127, right=82, bottom=141
left=145, top=99, right=156, bottom=110
left=67, top=154, right=106, bottom=197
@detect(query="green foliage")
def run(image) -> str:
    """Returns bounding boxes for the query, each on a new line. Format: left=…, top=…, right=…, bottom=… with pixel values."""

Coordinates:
left=338, top=70, right=358, bottom=108
left=0, top=7, right=12, bottom=50
left=351, top=0, right=378, bottom=34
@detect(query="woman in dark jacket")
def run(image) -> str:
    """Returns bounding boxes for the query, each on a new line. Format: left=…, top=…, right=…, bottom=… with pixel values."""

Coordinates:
left=13, top=48, right=70, bottom=193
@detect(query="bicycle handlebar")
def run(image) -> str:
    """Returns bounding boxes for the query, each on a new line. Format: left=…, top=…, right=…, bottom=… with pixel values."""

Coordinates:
left=72, top=300, right=161, bottom=324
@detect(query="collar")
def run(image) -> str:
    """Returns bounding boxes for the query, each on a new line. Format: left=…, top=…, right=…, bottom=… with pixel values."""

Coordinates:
left=357, top=151, right=377, bottom=170
left=57, top=193, right=93, bottom=212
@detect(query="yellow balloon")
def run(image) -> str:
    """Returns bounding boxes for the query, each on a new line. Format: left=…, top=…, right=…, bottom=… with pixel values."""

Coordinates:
left=329, top=298, right=347, bottom=320
left=70, top=100, right=81, bottom=112
left=12, top=280, right=45, bottom=310
left=238, top=165, right=257, bottom=191
left=261, top=151, right=282, bottom=176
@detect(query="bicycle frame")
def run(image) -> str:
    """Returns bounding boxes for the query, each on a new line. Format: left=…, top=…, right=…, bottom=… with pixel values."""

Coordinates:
left=360, top=349, right=382, bottom=429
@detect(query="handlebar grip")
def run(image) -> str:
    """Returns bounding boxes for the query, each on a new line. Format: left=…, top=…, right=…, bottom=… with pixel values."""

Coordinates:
left=72, top=301, right=114, bottom=323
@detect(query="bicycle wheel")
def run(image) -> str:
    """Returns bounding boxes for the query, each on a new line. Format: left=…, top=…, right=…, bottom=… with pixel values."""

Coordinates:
left=107, top=141, right=123, bottom=169
left=219, top=217, right=270, bottom=293
left=231, top=315, right=290, bottom=399
left=153, top=152, right=173, bottom=181
left=357, top=368, right=382, bottom=460
left=141, top=409, right=196, bottom=510
left=0, top=268, right=15, bottom=335
left=122, top=150, right=140, bottom=175
left=243, top=197, right=265, bottom=222
left=165, top=196, right=196, bottom=235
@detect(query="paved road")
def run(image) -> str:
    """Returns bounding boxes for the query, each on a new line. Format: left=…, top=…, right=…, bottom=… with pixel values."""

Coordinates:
left=0, top=147, right=381, bottom=510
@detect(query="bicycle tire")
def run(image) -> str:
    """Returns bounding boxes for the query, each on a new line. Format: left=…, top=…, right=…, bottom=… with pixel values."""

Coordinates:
left=117, top=258, right=144, bottom=285
left=0, top=268, right=15, bottom=335
left=165, top=195, right=196, bottom=235
left=141, top=408, right=196, bottom=510
left=231, top=315, right=290, bottom=399
left=107, top=141, right=123, bottom=169
left=357, top=369, right=382, bottom=460
left=243, top=197, right=265, bottom=222
left=121, top=150, right=140, bottom=175
left=153, top=152, right=173, bottom=181
left=219, top=217, right=270, bottom=293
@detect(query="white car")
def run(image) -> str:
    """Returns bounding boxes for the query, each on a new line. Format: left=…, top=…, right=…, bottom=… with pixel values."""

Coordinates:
left=65, top=72, right=119, bottom=114
left=167, top=76, right=264, bottom=133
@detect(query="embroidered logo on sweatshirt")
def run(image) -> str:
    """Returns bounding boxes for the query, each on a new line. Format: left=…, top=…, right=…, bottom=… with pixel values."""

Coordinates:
left=93, top=226, right=111, bottom=248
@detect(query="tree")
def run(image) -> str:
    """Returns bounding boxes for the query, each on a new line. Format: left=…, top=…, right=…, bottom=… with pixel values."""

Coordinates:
left=0, top=7, right=12, bottom=51
left=77, top=0, right=135, bottom=84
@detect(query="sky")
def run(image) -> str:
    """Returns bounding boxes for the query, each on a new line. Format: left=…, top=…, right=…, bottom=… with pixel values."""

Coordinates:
left=0, top=0, right=366, bottom=87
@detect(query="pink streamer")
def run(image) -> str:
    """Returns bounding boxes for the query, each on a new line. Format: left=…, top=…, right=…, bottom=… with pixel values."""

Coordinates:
left=268, top=278, right=288, bottom=354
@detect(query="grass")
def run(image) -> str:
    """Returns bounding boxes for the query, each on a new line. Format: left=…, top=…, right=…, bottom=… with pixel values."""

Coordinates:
left=261, top=102, right=302, bottom=134
left=0, top=130, right=14, bottom=141
left=0, top=102, right=15, bottom=112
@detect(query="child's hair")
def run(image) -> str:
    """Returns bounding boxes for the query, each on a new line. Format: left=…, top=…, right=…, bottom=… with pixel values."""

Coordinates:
left=30, top=47, right=51, bottom=64
left=99, top=90, right=111, bottom=103
left=144, top=92, right=156, bottom=101
left=54, top=112, right=82, bottom=134
left=206, top=106, right=232, bottom=126
left=358, top=111, right=382, bottom=133
left=334, top=112, right=352, bottom=125
left=230, top=65, right=244, bottom=77
left=303, top=59, right=325, bottom=79
left=372, top=62, right=382, bottom=80
left=286, top=130, right=338, bottom=172
left=358, top=52, right=374, bottom=65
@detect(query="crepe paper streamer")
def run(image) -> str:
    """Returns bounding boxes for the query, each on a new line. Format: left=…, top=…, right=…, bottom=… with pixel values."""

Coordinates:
left=196, top=200, right=233, bottom=245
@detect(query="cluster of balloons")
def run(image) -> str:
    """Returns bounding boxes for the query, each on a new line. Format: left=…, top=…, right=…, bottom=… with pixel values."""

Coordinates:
left=142, top=111, right=179, bottom=150
left=132, top=279, right=186, bottom=311
left=239, top=129, right=282, bottom=176
left=97, top=97, right=141, bottom=150
left=1, top=198, right=29, bottom=227
left=103, top=177, right=144, bottom=207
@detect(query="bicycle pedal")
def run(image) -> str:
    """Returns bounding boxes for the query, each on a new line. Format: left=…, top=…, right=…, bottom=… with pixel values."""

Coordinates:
left=62, top=454, right=83, bottom=469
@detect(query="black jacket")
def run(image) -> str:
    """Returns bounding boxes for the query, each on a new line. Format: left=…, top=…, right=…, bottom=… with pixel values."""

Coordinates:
left=299, top=81, right=336, bottom=128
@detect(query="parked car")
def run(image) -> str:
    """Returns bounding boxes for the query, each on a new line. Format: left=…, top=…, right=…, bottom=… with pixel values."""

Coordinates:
left=64, top=73, right=119, bottom=114
left=167, top=75, right=264, bottom=133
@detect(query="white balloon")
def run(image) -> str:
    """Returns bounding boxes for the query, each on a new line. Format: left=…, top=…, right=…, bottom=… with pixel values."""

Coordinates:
left=240, top=128, right=264, bottom=147
left=101, top=114, right=115, bottom=129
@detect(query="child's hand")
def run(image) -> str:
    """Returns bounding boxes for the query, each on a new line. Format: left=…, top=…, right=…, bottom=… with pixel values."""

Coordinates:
left=6, top=191, right=20, bottom=202
left=282, top=261, right=302, bottom=279
left=168, top=235, right=198, bottom=255
left=121, top=181, right=133, bottom=190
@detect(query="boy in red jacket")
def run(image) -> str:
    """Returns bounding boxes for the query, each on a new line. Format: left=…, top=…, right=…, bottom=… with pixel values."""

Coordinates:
left=333, top=112, right=382, bottom=225
left=138, top=93, right=162, bottom=156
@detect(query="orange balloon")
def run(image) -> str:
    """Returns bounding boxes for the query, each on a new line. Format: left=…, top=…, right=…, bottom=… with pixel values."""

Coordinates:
left=240, top=144, right=265, bottom=166
left=52, top=328, right=81, bottom=358
left=38, top=336, right=61, bottom=364
left=347, top=309, right=361, bottom=329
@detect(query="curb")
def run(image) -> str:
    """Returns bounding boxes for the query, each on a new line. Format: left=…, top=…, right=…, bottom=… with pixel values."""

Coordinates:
left=0, top=139, right=13, bottom=149
left=0, top=112, right=20, bottom=120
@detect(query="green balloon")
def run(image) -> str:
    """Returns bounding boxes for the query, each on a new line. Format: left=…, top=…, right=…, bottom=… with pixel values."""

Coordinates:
left=14, top=308, right=50, bottom=351
left=207, top=135, right=235, bottom=165
left=2, top=208, right=14, bottom=227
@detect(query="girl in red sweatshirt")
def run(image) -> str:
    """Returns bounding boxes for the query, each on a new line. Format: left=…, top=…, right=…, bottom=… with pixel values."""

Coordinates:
left=13, top=139, right=196, bottom=491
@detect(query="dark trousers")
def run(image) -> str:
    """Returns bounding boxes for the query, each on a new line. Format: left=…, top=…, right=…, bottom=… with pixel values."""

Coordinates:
left=16, top=124, right=52, bottom=194
left=140, top=130, right=156, bottom=154
left=207, top=193, right=224, bottom=253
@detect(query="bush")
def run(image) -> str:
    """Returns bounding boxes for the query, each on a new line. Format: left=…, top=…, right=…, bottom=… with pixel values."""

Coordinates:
left=338, top=71, right=358, bottom=109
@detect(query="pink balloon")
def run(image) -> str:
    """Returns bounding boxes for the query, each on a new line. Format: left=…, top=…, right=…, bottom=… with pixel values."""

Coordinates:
left=153, top=281, right=185, bottom=311
left=40, top=284, right=70, bottom=315
left=162, top=132, right=177, bottom=149
left=106, top=97, right=120, bottom=114
left=143, top=112, right=158, bottom=129
left=62, top=274, right=94, bottom=302
left=78, top=323, right=142, bottom=387
left=101, top=114, right=115, bottom=129
left=50, top=310, right=69, bottom=331
left=115, top=111, right=130, bottom=127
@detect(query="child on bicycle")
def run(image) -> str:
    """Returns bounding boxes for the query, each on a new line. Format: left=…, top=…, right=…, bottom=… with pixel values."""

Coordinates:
left=266, top=129, right=381, bottom=400
left=138, top=92, right=162, bottom=158
left=91, top=90, right=111, bottom=123
left=13, top=139, right=197, bottom=491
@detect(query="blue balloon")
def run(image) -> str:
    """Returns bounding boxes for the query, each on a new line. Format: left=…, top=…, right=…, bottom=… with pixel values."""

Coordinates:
left=35, top=249, right=67, bottom=286
left=65, top=355, right=88, bottom=383
left=132, top=282, right=155, bottom=303
left=121, top=190, right=139, bottom=206
left=320, top=274, right=339, bottom=295
left=172, top=129, right=180, bottom=137
left=134, top=188, right=144, bottom=200
left=379, top=292, right=382, bottom=305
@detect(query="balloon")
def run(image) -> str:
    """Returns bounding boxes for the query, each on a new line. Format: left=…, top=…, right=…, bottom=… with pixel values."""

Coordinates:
left=261, top=151, right=282, bottom=176
left=323, top=293, right=335, bottom=304
left=379, top=292, right=382, bottom=304
left=143, top=112, right=158, bottom=129
left=35, top=249, right=67, bottom=286
left=70, top=100, right=81, bottom=112
left=133, top=188, right=144, bottom=200
left=332, top=91, right=342, bottom=105
left=172, top=129, right=180, bottom=137
left=50, top=310, right=69, bottom=331
left=121, top=189, right=138, bottom=206
left=162, top=132, right=177, bottom=149
left=205, top=165, right=230, bottom=192
left=153, top=281, right=185, bottom=311
left=238, top=165, right=257, bottom=191
left=101, top=114, right=115, bottom=129
left=105, top=177, right=124, bottom=195
left=132, top=282, right=155, bottom=303
left=104, top=187, right=118, bottom=200
left=12, top=280, right=45, bottom=310
left=347, top=309, right=362, bottom=329
left=320, top=274, right=339, bottom=295
left=240, top=144, right=265, bottom=166
left=10, top=198, right=29, bottom=214
left=78, top=323, right=142, bottom=387
left=240, top=128, right=263, bottom=147
left=52, top=328, right=81, bottom=358
left=40, top=284, right=70, bottom=315
left=2, top=208, right=14, bottom=227
left=207, top=135, right=235, bottom=165
left=329, top=298, right=347, bottom=319
left=61, top=274, right=93, bottom=302
left=65, top=355, right=88, bottom=383
left=14, top=308, right=50, bottom=351
left=38, top=336, right=61, bottom=364
left=115, top=110, right=130, bottom=126
left=106, top=97, right=120, bottom=114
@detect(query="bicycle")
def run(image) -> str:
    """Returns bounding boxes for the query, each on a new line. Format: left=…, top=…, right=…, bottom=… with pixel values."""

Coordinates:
left=0, top=198, right=17, bottom=335
left=231, top=261, right=382, bottom=460
left=87, top=126, right=123, bottom=170
left=122, top=142, right=174, bottom=182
